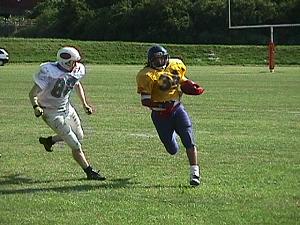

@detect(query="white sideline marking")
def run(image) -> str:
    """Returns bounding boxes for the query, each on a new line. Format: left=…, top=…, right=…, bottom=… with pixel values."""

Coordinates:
left=129, top=133, right=156, bottom=138
left=287, top=111, right=300, bottom=114
left=265, top=109, right=300, bottom=114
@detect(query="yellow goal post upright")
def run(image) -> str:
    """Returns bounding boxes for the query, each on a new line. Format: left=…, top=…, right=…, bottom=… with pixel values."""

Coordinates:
left=228, top=0, right=300, bottom=72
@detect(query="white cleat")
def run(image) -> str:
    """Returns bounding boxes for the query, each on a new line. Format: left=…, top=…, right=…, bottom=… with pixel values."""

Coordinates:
left=190, top=175, right=200, bottom=186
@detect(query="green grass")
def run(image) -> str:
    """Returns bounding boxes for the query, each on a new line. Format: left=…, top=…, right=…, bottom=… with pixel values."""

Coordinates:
left=1, top=37, right=300, bottom=65
left=0, top=64, right=299, bottom=225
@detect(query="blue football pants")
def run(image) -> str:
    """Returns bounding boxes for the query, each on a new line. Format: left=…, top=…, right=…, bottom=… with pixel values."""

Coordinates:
left=151, top=104, right=195, bottom=155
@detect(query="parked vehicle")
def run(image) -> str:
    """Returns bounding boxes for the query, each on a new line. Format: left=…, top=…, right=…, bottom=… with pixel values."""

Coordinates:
left=0, top=48, right=9, bottom=66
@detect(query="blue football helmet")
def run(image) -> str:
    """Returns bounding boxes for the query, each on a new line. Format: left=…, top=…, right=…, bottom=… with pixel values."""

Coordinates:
left=147, top=45, right=169, bottom=69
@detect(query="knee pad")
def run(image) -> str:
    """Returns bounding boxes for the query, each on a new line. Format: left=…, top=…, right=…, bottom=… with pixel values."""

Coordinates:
left=64, top=131, right=82, bottom=150
left=76, top=128, right=84, bottom=142
left=166, top=147, right=178, bottom=155
left=164, top=141, right=179, bottom=155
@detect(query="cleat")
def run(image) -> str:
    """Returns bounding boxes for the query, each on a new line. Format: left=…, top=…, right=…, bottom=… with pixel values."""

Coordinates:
left=39, top=136, right=54, bottom=152
left=190, top=175, right=200, bottom=186
left=86, top=169, right=106, bottom=181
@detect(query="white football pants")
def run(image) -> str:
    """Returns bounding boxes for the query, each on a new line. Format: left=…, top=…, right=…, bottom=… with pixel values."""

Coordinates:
left=42, top=104, right=83, bottom=150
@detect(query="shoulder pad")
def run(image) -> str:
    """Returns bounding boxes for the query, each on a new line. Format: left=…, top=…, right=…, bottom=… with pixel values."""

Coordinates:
left=39, top=62, right=51, bottom=74
left=168, top=58, right=186, bottom=75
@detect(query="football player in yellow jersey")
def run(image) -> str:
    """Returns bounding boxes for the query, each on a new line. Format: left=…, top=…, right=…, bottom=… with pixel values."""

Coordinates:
left=136, top=45, right=205, bottom=186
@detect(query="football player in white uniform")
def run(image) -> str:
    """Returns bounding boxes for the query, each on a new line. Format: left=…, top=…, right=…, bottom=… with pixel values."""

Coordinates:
left=29, top=46, right=105, bottom=180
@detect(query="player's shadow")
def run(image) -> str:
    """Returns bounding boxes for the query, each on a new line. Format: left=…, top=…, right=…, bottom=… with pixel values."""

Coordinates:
left=142, top=184, right=192, bottom=189
left=0, top=174, right=34, bottom=185
left=0, top=174, right=136, bottom=195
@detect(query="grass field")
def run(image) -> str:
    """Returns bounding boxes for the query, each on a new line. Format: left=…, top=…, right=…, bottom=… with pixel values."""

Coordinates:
left=0, top=64, right=299, bottom=225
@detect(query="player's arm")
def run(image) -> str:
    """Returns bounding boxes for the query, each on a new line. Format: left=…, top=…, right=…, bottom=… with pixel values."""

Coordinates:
left=137, top=72, right=159, bottom=108
left=140, top=94, right=174, bottom=110
left=141, top=94, right=159, bottom=108
left=172, top=58, right=204, bottom=95
left=29, top=83, right=44, bottom=117
left=74, top=82, right=93, bottom=115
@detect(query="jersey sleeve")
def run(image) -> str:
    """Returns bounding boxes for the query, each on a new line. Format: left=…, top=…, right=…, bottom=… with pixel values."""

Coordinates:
left=72, top=63, right=86, bottom=82
left=168, top=58, right=188, bottom=83
left=33, top=63, right=51, bottom=90
left=136, top=71, right=154, bottom=95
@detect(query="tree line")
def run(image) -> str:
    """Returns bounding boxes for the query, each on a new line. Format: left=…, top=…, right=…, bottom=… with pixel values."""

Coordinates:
left=4, top=0, right=300, bottom=44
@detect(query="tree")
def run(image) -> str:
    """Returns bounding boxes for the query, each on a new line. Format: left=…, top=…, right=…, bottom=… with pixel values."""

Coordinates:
left=13, top=0, right=300, bottom=44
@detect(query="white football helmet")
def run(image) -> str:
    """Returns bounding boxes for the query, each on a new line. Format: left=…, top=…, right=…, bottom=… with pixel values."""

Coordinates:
left=57, top=47, right=81, bottom=71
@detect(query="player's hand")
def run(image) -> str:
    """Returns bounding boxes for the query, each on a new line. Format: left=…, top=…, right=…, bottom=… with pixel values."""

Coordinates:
left=84, top=105, right=93, bottom=115
left=33, top=105, right=43, bottom=117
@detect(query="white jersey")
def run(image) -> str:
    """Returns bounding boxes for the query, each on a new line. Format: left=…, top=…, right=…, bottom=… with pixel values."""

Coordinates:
left=34, top=62, right=85, bottom=111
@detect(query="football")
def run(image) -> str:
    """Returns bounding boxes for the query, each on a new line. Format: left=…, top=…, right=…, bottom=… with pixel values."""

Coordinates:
left=157, top=72, right=174, bottom=91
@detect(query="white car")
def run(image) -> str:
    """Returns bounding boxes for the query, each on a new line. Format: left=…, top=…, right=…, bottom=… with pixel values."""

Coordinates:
left=0, top=48, right=9, bottom=66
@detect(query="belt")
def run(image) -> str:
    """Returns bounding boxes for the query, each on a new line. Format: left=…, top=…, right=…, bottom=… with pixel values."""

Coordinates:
left=152, top=100, right=180, bottom=112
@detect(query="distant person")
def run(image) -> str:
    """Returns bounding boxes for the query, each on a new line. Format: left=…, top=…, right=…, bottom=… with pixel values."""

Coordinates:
left=136, top=45, right=205, bottom=186
left=29, top=46, right=105, bottom=180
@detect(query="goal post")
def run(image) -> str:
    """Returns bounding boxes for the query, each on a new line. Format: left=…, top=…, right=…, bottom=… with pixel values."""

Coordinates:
left=228, top=0, right=300, bottom=72
left=268, top=27, right=275, bottom=72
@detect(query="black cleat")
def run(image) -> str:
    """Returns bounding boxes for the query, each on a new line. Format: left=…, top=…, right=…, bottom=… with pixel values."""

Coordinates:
left=86, top=170, right=106, bottom=180
left=84, top=166, right=106, bottom=180
left=190, top=175, right=200, bottom=186
left=39, top=136, right=54, bottom=152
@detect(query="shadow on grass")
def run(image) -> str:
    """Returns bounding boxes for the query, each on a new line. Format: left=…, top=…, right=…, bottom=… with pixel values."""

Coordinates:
left=142, top=184, right=193, bottom=189
left=0, top=174, right=136, bottom=195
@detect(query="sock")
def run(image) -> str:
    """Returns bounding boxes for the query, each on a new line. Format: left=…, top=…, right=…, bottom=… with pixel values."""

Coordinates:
left=83, top=165, right=92, bottom=173
left=190, top=165, right=200, bottom=177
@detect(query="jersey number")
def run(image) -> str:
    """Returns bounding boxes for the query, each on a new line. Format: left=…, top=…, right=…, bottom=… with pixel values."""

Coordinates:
left=51, top=78, right=77, bottom=98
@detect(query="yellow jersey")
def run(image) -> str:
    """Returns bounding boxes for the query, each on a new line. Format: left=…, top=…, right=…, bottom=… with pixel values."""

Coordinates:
left=136, top=58, right=188, bottom=102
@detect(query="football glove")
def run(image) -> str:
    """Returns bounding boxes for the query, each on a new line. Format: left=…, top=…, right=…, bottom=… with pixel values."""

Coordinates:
left=84, top=105, right=93, bottom=115
left=180, top=80, right=205, bottom=95
left=33, top=105, right=43, bottom=117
